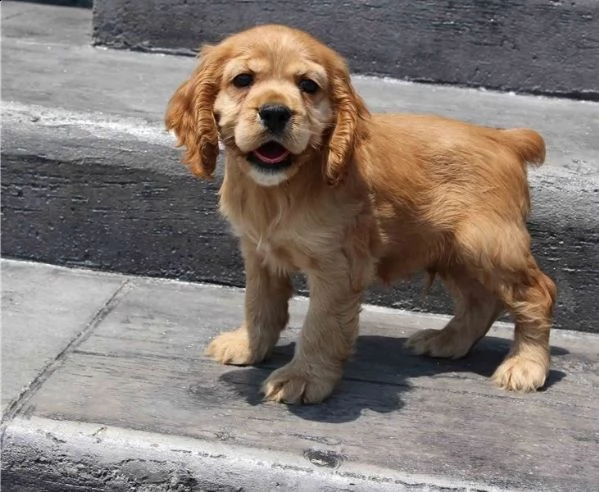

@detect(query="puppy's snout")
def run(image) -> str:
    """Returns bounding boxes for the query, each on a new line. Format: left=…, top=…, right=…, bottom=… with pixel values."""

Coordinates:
left=259, top=104, right=292, bottom=134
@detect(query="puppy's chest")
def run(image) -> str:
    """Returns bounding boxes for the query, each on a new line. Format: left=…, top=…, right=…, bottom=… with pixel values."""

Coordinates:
left=225, top=205, right=339, bottom=273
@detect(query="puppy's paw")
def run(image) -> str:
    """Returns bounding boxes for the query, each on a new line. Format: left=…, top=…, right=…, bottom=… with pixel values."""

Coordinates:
left=405, top=328, right=471, bottom=359
left=262, top=361, right=341, bottom=404
left=205, top=328, right=270, bottom=366
left=492, top=355, right=548, bottom=392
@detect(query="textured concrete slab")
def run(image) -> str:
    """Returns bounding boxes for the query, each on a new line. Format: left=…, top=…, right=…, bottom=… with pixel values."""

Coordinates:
left=91, top=0, right=599, bottom=99
left=0, top=260, right=125, bottom=413
left=1, top=2, right=598, bottom=333
left=1, top=260, right=599, bottom=491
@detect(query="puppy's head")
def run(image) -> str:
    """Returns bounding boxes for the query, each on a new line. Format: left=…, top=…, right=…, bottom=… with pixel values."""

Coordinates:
left=165, top=25, right=369, bottom=187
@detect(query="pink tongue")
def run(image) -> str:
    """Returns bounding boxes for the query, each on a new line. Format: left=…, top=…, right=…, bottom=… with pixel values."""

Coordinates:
left=252, top=142, right=290, bottom=164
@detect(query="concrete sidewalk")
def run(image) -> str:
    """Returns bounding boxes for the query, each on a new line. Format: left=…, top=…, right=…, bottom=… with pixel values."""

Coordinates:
left=2, top=1, right=598, bottom=333
left=2, top=259, right=599, bottom=491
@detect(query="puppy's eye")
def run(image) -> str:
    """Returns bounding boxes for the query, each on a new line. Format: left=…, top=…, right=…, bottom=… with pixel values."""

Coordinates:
left=232, top=73, right=254, bottom=88
left=299, top=78, right=319, bottom=94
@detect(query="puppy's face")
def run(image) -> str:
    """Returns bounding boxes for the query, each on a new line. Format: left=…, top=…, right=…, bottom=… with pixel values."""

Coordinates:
left=166, top=25, right=368, bottom=187
left=214, top=31, right=333, bottom=186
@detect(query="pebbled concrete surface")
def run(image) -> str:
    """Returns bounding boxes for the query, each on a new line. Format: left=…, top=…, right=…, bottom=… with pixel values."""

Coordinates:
left=1, top=2, right=598, bottom=332
left=1, top=259, right=598, bottom=491
left=92, top=0, right=599, bottom=99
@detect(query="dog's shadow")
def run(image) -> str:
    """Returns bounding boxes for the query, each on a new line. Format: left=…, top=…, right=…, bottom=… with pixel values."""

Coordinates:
left=218, top=334, right=567, bottom=423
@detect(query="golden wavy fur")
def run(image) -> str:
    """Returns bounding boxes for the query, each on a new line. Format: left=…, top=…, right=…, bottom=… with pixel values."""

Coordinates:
left=166, top=25, right=556, bottom=403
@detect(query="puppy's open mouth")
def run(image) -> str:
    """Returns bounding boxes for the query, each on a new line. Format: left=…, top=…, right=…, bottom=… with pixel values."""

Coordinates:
left=247, top=142, right=292, bottom=171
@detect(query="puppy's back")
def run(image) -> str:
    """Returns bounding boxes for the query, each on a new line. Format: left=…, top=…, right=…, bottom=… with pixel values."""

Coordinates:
left=362, top=113, right=545, bottom=226
left=370, top=113, right=544, bottom=167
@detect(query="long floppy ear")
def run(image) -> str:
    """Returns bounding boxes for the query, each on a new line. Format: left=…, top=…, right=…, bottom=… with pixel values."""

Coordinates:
left=326, top=60, right=370, bottom=186
left=165, top=45, right=222, bottom=179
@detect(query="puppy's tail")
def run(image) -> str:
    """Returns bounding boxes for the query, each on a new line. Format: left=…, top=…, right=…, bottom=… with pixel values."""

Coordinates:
left=499, top=128, right=546, bottom=167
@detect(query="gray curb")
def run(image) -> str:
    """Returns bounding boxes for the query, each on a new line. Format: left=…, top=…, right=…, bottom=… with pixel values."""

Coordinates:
left=2, top=101, right=598, bottom=333
left=2, top=417, right=499, bottom=492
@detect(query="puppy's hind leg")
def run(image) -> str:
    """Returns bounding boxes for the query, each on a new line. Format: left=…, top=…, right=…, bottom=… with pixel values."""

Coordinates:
left=487, top=259, right=556, bottom=392
left=406, top=270, right=505, bottom=359
left=450, top=220, right=557, bottom=392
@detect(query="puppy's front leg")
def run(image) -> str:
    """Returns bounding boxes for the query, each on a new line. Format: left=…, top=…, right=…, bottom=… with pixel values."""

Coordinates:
left=263, top=264, right=364, bottom=404
left=206, top=241, right=293, bottom=365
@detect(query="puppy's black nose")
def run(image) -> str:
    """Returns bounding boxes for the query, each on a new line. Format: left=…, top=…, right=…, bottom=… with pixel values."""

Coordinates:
left=258, top=104, right=292, bottom=133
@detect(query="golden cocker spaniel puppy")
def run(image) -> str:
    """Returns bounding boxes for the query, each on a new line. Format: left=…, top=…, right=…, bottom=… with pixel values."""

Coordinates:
left=166, top=25, right=556, bottom=404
